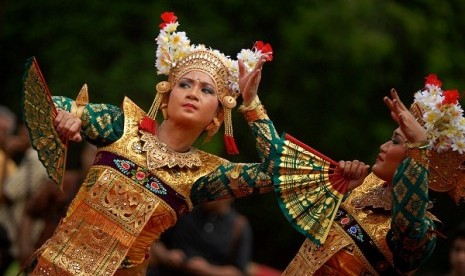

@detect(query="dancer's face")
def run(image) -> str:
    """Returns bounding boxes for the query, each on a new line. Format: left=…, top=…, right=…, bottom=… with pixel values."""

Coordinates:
left=167, top=71, right=219, bottom=129
left=372, top=128, right=408, bottom=183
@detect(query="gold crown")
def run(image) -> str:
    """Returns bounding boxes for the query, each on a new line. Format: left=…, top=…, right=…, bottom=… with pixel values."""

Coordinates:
left=149, top=12, right=272, bottom=154
left=168, top=50, right=235, bottom=108
left=409, top=75, right=465, bottom=204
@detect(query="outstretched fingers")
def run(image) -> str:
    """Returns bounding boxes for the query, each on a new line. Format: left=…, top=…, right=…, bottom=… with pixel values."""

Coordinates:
left=390, top=88, right=408, bottom=111
left=253, top=57, right=267, bottom=72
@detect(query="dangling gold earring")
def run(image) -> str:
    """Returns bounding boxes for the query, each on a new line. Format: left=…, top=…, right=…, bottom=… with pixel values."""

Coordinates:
left=148, top=81, right=170, bottom=120
left=221, top=96, right=239, bottom=155
left=204, top=112, right=223, bottom=143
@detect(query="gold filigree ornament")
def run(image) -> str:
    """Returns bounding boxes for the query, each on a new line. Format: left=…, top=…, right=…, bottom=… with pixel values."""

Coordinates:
left=140, top=131, right=202, bottom=169
left=150, top=12, right=273, bottom=154
left=148, top=81, right=171, bottom=120
left=408, top=74, right=465, bottom=204
left=352, top=183, right=392, bottom=211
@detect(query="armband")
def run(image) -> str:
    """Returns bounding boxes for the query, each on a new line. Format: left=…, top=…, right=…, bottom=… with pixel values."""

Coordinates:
left=239, top=97, right=268, bottom=122
left=405, top=141, right=430, bottom=168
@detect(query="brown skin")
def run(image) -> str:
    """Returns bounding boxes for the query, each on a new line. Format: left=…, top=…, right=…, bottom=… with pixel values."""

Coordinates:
left=372, top=129, right=410, bottom=184
left=157, top=71, right=220, bottom=152
left=53, top=57, right=267, bottom=150
left=341, top=89, right=428, bottom=191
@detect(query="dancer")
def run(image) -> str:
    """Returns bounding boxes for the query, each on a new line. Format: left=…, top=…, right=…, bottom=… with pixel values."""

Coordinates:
left=281, top=75, right=464, bottom=275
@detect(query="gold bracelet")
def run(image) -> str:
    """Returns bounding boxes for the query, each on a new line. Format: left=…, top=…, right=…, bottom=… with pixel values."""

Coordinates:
left=243, top=105, right=268, bottom=122
left=238, top=96, right=261, bottom=112
left=405, top=140, right=430, bottom=149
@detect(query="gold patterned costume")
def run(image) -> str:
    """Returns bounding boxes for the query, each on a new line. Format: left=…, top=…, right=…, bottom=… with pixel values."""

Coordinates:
left=21, top=11, right=283, bottom=274
left=26, top=95, right=279, bottom=275
left=281, top=137, right=438, bottom=275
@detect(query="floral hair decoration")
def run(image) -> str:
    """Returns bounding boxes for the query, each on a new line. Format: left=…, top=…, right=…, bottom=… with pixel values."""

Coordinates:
left=410, top=74, right=465, bottom=203
left=413, top=74, right=465, bottom=153
left=147, top=11, right=273, bottom=155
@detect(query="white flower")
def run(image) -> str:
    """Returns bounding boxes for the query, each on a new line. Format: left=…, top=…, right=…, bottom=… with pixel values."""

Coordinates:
left=452, top=140, right=465, bottom=154
left=154, top=13, right=263, bottom=101
left=164, top=22, right=179, bottom=33
left=237, top=49, right=260, bottom=72
left=414, top=82, right=465, bottom=153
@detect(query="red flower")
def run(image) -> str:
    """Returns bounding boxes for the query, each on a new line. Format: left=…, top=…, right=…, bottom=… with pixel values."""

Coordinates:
left=424, top=74, right=442, bottom=88
left=443, top=89, right=460, bottom=105
left=159, top=11, right=177, bottom=29
left=254, top=41, right=273, bottom=61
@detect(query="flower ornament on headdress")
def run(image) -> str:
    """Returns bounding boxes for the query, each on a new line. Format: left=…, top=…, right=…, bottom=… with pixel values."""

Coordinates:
left=413, top=74, right=465, bottom=153
left=149, top=11, right=273, bottom=155
left=410, top=74, right=465, bottom=204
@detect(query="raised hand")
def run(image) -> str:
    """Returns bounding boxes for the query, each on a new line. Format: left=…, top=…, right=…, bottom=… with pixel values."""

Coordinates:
left=383, top=88, right=427, bottom=143
left=54, top=110, right=82, bottom=142
left=238, top=57, right=267, bottom=106
left=338, top=160, right=370, bottom=192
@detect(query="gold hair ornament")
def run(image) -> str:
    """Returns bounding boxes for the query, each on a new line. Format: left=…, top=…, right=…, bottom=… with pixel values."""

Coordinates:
left=409, top=74, right=465, bottom=204
left=151, top=11, right=273, bottom=154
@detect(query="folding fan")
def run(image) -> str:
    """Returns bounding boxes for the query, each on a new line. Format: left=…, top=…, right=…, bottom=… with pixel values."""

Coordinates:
left=274, top=133, right=348, bottom=245
left=22, top=57, right=67, bottom=189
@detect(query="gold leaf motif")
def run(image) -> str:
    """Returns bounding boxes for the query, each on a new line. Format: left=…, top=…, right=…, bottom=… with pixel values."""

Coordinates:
left=140, top=131, right=202, bottom=169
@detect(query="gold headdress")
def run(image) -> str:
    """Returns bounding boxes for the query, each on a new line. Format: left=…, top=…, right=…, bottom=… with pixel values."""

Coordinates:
left=148, top=12, right=272, bottom=154
left=409, top=74, right=465, bottom=204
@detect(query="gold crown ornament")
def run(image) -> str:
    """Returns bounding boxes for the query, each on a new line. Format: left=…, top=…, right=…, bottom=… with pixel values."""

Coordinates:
left=148, top=11, right=273, bottom=154
left=409, top=74, right=465, bottom=204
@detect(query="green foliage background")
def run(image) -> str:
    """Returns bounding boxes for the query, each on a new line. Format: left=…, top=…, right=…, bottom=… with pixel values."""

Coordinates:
left=2, top=0, right=465, bottom=272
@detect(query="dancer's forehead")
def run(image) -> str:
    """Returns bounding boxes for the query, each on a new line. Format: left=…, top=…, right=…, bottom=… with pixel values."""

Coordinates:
left=180, top=71, right=216, bottom=89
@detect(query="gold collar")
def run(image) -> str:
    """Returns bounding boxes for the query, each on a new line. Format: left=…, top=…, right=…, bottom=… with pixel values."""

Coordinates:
left=351, top=183, right=392, bottom=211
left=140, top=131, right=202, bottom=169
left=350, top=179, right=433, bottom=211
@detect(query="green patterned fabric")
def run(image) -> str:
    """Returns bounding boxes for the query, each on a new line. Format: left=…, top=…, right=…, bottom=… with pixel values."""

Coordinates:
left=388, top=157, right=436, bottom=272
left=271, top=134, right=345, bottom=245
left=52, top=96, right=124, bottom=146
left=22, top=58, right=68, bottom=189
left=51, top=97, right=283, bottom=205
left=190, top=118, right=281, bottom=204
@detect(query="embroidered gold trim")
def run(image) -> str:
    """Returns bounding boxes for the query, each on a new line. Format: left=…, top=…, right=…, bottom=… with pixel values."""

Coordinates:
left=242, top=105, right=268, bottom=122
left=140, top=131, right=202, bottom=169
left=238, top=96, right=261, bottom=112
left=282, top=226, right=352, bottom=275
left=407, top=148, right=430, bottom=168
left=342, top=173, right=394, bottom=266
left=352, top=183, right=392, bottom=211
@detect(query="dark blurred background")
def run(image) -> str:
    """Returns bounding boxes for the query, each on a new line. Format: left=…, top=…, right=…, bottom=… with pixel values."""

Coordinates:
left=2, top=0, right=465, bottom=273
